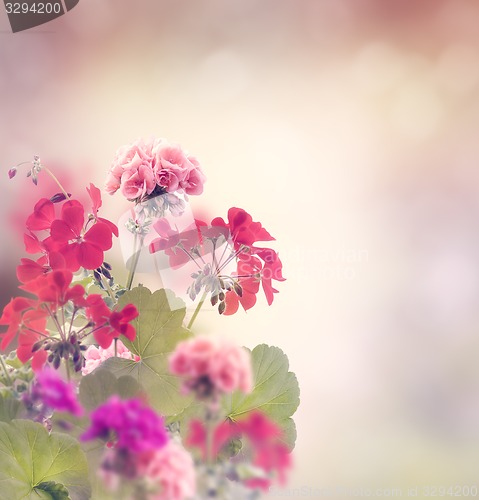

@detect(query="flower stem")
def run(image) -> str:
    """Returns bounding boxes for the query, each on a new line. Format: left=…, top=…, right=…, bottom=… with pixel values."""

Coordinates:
left=187, top=290, right=207, bottom=330
left=126, top=233, right=143, bottom=290
left=43, top=165, right=69, bottom=199
left=114, top=338, right=118, bottom=357
left=65, top=360, right=71, bottom=382
left=0, top=356, right=13, bottom=386
left=101, top=275, right=116, bottom=302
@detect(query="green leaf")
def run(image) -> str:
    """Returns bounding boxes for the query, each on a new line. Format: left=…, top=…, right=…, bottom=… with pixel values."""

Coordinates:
left=0, top=419, right=90, bottom=499
left=101, top=287, right=193, bottom=416
left=79, top=370, right=142, bottom=411
left=36, top=481, right=71, bottom=499
left=0, top=392, right=22, bottom=422
left=224, top=344, right=300, bottom=449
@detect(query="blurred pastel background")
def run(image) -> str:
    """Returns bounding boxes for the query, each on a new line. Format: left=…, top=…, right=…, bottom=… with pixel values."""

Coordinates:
left=2, top=0, right=479, bottom=497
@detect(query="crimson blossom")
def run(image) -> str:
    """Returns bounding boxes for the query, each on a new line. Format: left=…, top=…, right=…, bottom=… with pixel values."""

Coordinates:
left=149, top=207, right=285, bottom=315
left=187, top=411, right=291, bottom=491
left=0, top=269, right=138, bottom=371
left=20, top=185, right=118, bottom=276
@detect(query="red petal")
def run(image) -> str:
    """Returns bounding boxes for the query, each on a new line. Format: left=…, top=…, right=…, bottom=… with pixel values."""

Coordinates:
left=26, top=199, right=55, bottom=231
left=16, top=258, right=43, bottom=283
left=98, top=217, right=119, bottom=237
left=119, top=304, right=139, bottom=322
left=223, top=291, right=240, bottom=315
left=84, top=222, right=113, bottom=251
left=121, top=324, right=136, bottom=341
left=49, top=251, right=66, bottom=270
left=60, top=204, right=84, bottom=236
left=86, top=183, right=102, bottom=213
left=24, top=233, right=43, bottom=254
left=239, top=290, right=257, bottom=311
left=77, top=242, right=104, bottom=270
left=58, top=244, right=81, bottom=271
left=94, top=327, right=113, bottom=349
left=0, top=326, right=19, bottom=350
left=31, top=350, right=48, bottom=371
left=51, top=220, right=77, bottom=243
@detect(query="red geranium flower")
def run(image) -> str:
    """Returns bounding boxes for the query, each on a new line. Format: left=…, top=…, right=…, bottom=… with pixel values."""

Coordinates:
left=16, top=310, right=49, bottom=371
left=86, top=295, right=139, bottom=348
left=0, top=297, right=36, bottom=350
left=16, top=252, right=66, bottom=283
left=86, top=183, right=119, bottom=237
left=211, top=207, right=274, bottom=249
left=20, top=269, right=86, bottom=309
left=50, top=200, right=114, bottom=271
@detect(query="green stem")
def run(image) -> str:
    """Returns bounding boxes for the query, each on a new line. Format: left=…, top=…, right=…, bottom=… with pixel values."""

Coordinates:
left=187, top=290, right=207, bottom=330
left=101, top=275, right=116, bottom=302
left=126, top=234, right=143, bottom=290
left=43, top=166, right=69, bottom=199
left=65, top=360, right=71, bottom=382
left=0, top=356, right=13, bottom=386
left=114, top=338, right=118, bottom=357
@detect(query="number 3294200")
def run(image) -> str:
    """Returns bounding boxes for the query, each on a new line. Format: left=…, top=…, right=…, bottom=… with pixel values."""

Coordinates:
left=5, top=3, right=61, bottom=14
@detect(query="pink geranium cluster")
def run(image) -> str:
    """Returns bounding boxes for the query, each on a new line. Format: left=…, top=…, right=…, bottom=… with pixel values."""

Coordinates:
left=142, top=441, right=196, bottom=500
left=105, top=138, right=206, bottom=202
left=82, top=340, right=136, bottom=375
left=169, top=336, right=252, bottom=397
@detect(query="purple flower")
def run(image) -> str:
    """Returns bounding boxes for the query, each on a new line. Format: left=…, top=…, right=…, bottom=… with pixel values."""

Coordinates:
left=32, top=368, right=83, bottom=416
left=81, top=396, right=168, bottom=453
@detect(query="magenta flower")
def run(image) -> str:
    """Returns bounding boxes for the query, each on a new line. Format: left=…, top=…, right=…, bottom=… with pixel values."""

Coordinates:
left=81, top=396, right=168, bottom=453
left=32, top=368, right=83, bottom=416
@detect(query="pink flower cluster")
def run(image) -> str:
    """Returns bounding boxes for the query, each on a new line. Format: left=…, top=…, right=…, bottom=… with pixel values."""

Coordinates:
left=105, top=138, right=206, bottom=202
left=82, top=340, right=136, bottom=375
left=142, top=441, right=196, bottom=500
left=169, top=337, right=252, bottom=397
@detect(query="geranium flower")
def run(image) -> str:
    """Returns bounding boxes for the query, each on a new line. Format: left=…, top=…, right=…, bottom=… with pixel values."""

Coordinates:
left=31, top=368, right=83, bottom=416
left=187, top=411, right=291, bottom=491
left=149, top=218, right=205, bottom=269
left=211, top=207, right=274, bottom=249
left=140, top=440, right=196, bottom=500
left=169, top=337, right=252, bottom=398
left=16, top=252, right=66, bottom=283
left=50, top=199, right=114, bottom=270
left=15, top=309, right=50, bottom=371
left=106, top=138, right=206, bottom=203
left=86, top=183, right=119, bottom=237
left=82, top=340, right=136, bottom=375
left=25, top=198, right=56, bottom=231
left=20, top=269, right=86, bottom=309
left=85, top=295, right=138, bottom=349
left=0, top=296, right=37, bottom=350
left=81, top=396, right=168, bottom=453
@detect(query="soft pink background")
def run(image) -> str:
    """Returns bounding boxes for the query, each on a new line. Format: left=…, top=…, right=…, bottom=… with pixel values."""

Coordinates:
left=2, top=1, right=479, bottom=497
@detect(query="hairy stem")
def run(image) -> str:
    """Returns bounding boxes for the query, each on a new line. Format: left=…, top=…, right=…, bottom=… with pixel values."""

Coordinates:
left=187, top=290, right=207, bottom=330
left=43, top=166, right=69, bottom=199
left=0, top=356, right=13, bottom=385
left=126, top=234, right=143, bottom=290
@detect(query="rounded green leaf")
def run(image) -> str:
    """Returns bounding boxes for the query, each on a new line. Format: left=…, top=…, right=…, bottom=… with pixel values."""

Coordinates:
left=224, top=344, right=300, bottom=449
left=0, top=419, right=90, bottom=499
left=79, top=370, right=142, bottom=411
left=101, top=287, right=193, bottom=416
